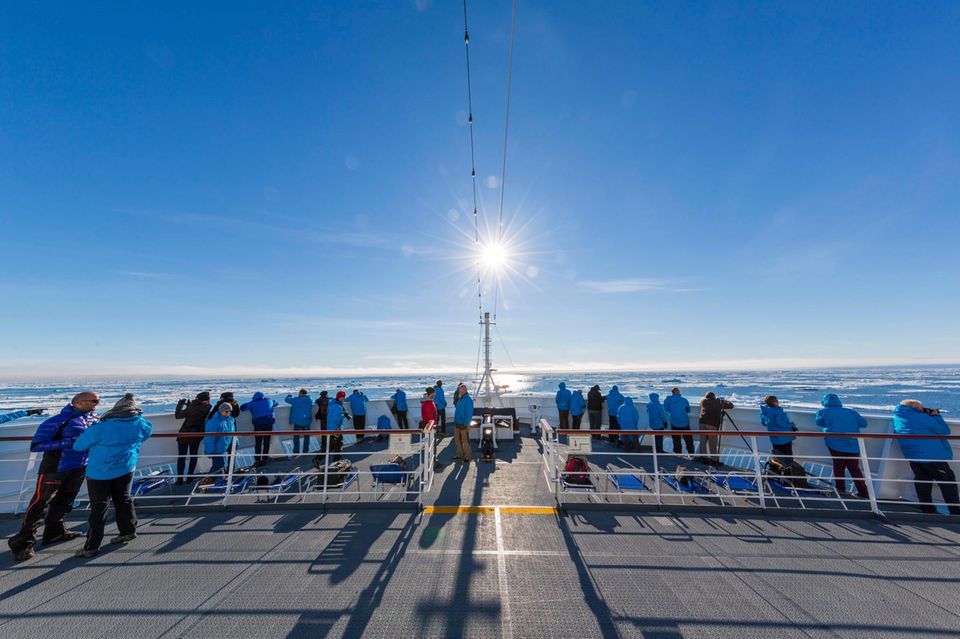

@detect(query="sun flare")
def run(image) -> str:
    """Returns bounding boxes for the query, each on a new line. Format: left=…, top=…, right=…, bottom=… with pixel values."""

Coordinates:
left=480, top=242, right=508, bottom=272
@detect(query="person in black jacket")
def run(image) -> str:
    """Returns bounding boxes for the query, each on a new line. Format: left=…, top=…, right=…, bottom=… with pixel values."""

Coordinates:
left=175, top=392, right=211, bottom=484
left=587, top=385, right=604, bottom=439
left=314, top=391, right=329, bottom=430
left=208, top=392, right=240, bottom=420
left=697, top=392, right=734, bottom=466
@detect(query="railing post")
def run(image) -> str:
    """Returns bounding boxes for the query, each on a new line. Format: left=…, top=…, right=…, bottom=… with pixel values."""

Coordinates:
left=321, top=431, right=331, bottom=505
left=651, top=435, right=662, bottom=506
left=858, top=436, right=883, bottom=517
left=14, top=452, right=38, bottom=515
left=222, top=435, right=238, bottom=507
left=749, top=436, right=766, bottom=511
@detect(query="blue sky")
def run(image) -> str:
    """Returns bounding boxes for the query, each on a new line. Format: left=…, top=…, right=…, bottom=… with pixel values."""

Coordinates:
left=2, top=1, right=959, bottom=379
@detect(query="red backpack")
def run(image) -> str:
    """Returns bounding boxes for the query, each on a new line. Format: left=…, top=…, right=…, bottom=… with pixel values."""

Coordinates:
left=564, top=455, right=590, bottom=484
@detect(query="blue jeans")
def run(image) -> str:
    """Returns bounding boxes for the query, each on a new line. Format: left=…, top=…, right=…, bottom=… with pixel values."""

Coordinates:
left=293, top=424, right=311, bottom=454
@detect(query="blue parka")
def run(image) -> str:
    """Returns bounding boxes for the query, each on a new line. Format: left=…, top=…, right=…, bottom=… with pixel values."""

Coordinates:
left=663, top=393, right=691, bottom=428
left=617, top=397, right=640, bottom=430
left=377, top=415, right=392, bottom=430
left=0, top=410, right=28, bottom=424
left=203, top=413, right=236, bottom=455
left=555, top=383, right=572, bottom=411
left=570, top=390, right=586, bottom=417
left=892, top=404, right=953, bottom=462
left=285, top=394, right=314, bottom=427
left=434, top=385, right=447, bottom=410
left=605, top=386, right=624, bottom=417
left=392, top=390, right=408, bottom=412
left=348, top=391, right=368, bottom=416
left=815, top=394, right=867, bottom=454
left=760, top=404, right=795, bottom=446
left=454, top=392, right=475, bottom=426
left=647, top=393, right=667, bottom=430
left=327, top=400, right=346, bottom=431
left=31, top=405, right=100, bottom=473
left=73, top=415, right=153, bottom=480
left=241, top=392, right=278, bottom=426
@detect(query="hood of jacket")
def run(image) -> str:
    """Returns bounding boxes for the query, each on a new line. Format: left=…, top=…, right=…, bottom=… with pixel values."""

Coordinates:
left=558, top=382, right=566, bottom=391
left=252, top=391, right=265, bottom=401
left=822, top=393, right=842, bottom=408
left=649, top=393, right=660, bottom=403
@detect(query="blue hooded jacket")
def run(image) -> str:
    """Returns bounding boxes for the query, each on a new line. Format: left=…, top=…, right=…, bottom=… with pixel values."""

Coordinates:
left=815, top=394, right=867, bottom=454
left=73, top=415, right=153, bottom=480
left=434, top=385, right=447, bottom=410
left=241, top=392, right=278, bottom=426
left=663, top=393, right=691, bottom=428
left=203, top=412, right=236, bottom=455
left=285, top=394, right=314, bottom=427
left=31, top=405, right=100, bottom=473
left=617, top=397, right=640, bottom=430
left=555, top=383, right=572, bottom=411
left=760, top=404, right=796, bottom=446
left=392, top=390, right=408, bottom=412
left=377, top=415, right=392, bottom=430
left=647, top=393, right=667, bottom=430
left=0, top=410, right=28, bottom=424
left=327, top=400, right=346, bottom=431
left=348, top=391, right=368, bottom=416
left=892, top=404, right=953, bottom=462
left=454, top=392, right=474, bottom=426
left=605, top=386, right=624, bottom=417
left=570, top=390, right=586, bottom=417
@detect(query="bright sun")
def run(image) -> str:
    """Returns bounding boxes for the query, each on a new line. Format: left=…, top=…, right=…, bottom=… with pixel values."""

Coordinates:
left=480, top=242, right=508, bottom=271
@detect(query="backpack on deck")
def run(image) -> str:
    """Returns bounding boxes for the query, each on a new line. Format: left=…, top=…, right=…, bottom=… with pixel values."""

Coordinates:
left=315, top=459, right=353, bottom=487
left=765, top=458, right=809, bottom=489
left=564, top=455, right=590, bottom=484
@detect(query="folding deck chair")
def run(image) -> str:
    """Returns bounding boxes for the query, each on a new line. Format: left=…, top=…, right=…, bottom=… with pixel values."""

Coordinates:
left=131, top=468, right=174, bottom=498
left=309, top=467, right=361, bottom=502
left=249, top=467, right=303, bottom=503
left=662, top=472, right=717, bottom=505
left=186, top=473, right=256, bottom=505
left=370, top=463, right=413, bottom=500
left=605, top=472, right=652, bottom=503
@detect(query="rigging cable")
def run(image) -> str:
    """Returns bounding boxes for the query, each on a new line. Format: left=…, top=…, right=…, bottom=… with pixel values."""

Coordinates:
left=493, top=0, right=518, bottom=321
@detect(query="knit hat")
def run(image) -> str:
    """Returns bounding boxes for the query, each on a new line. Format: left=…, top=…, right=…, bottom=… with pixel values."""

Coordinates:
left=336, top=390, right=346, bottom=400
left=101, top=393, right=141, bottom=420
left=320, top=390, right=328, bottom=397
left=196, top=391, right=211, bottom=402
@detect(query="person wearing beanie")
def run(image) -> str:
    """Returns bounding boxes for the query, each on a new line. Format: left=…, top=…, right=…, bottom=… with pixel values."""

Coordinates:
left=175, top=391, right=212, bottom=485
left=71, top=394, right=152, bottom=558
left=204, top=402, right=236, bottom=475
left=321, top=391, right=350, bottom=462
left=420, top=387, right=438, bottom=429
left=314, top=390, right=330, bottom=430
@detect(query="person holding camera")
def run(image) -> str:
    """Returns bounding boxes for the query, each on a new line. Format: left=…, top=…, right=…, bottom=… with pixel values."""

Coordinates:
left=174, top=392, right=211, bottom=485
left=760, top=395, right=797, bottom=463
left=0, top=408, right=45, bottom=424
left=893, top=399, right=959, bottom=515
left=698, top=392, right=734, bottom=466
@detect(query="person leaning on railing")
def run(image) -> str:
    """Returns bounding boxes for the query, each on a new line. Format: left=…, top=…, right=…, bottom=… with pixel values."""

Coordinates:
left=174, top=392, right=211, bottom=485
left=285, top=389, right=314, bottom=455
left=71, top=394, right=152, bottom=558
left=893, top=399, right=960, bottom=515
left=815, top=393, right=869, bottom=499
left=646, top=393, right=667, bottom=454
left=664, top=387, right=694, bottom=456
left=760, top=395, right=797, bottom=463
left=555, top=382, right=572, bottom=430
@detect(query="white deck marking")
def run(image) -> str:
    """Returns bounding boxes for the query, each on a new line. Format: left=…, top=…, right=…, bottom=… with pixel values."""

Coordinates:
left=495, top=507, right=514, bottom=639
left=653, top=516, right=675, bottom=526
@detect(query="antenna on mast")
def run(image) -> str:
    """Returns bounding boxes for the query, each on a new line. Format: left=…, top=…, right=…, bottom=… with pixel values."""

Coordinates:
left=475, top=311, right=502, bottom=405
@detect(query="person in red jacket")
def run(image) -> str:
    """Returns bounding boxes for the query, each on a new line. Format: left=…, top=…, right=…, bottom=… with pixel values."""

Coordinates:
left=420, top=387, right=438, bottom=429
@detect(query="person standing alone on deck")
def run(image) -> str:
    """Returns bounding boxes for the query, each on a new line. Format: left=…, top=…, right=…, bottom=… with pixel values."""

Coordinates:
left=570, top=389, right=586, bottom=430
left=392, top=388, right=409, bottom=429
left=174, top=392, right=210, bottom=485
left=555, top=382, right=572, bottom=430
left=241, top=392, right=278, bottom=467
left=605, top=385, right=624, bottom=445
left=71, top=394, right=152, bottom=558
left=8, top=392, right=100, bottom=562
left=664, top=388, right=694, bottom=456
left=348, top=389, right=369, bottom=443
left=815, top=393, right=870, bottom=499
left=453, top=383, right=474, bottom=463
left=434, top=380, right=448, bottom=436
left=285, top=389, right=314, bottom=455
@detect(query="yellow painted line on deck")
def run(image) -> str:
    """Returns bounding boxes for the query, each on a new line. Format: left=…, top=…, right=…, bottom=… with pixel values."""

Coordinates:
left=424, top=505, right=557, bottom=515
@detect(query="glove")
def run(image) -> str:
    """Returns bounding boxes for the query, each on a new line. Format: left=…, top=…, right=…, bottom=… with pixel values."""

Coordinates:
left=26, top=408, right=45, bottom=416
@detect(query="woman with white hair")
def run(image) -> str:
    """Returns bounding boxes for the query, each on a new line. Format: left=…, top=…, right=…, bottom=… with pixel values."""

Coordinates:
left=892, top=399, right=959, bottom=515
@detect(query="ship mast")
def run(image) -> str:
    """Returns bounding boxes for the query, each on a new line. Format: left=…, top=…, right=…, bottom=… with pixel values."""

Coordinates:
left=475, top=311, right=501, bottom=405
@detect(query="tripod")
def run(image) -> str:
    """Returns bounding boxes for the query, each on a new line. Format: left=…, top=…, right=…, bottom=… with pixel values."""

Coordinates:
left=719, top=409, right=755, bottom=457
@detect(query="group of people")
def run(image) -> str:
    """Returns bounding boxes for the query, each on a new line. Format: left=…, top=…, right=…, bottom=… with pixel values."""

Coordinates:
left=555, top=384, right=958, bottom=511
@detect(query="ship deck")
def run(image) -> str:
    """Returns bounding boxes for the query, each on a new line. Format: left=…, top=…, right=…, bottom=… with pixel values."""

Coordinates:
left=2, top=431, right=960, bottom=638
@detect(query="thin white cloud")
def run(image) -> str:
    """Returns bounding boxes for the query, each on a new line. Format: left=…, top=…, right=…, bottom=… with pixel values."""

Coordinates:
left=577, top=278, right=687, bottom=294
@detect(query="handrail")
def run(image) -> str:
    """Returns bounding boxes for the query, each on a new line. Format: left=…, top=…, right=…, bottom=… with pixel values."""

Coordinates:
left=554, top=429, right=960, bottom=440
left=0, top=428, right=421, bottom=442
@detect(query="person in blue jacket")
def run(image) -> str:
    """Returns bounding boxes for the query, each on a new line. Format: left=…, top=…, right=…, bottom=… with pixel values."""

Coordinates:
left=605, top=386, right=624, bottom=445
left=392, top=388, right=409, bottom=429
left=285, top=389, right=314, bottom=455
left=570, top=389, right=586, bottom=430
left=434, top=380, right=448, bottom=436
left=760, top=395, right=797, bottom=463
left=348, top=389, right=369, bottom=443
left=893, top=400, right=959, bottom=515
left=71, top=394, right=152, bottom=557
left=453, top=383, right=475, bottom=463
left=0, top=408, right=45, bottom=424
left=663, top=388, right=694, bottom=455
left=617, top=397, right=641, bottom=451
left=241, top=392, right=278, bottom=466
left=8, top=392, right=101, bottom=562
left=320, top=391, right=349, bottom=462
left=646, top=393, right=667, bottom=454
left=204, top=402, right=236, bottom=473
left=815, top=393, right=869, bottom=498
left=555, top=382, right=572, bottom=430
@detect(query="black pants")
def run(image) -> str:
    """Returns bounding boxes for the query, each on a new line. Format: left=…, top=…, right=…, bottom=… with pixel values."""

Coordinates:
left=84, top=472, right=136, bottom=551
left=572, top=413, right=583, bottom=429
left=652, top=433, right=665, bottom=454
left=176, top=438, right=201, bottom=481
left=8, top=467, right=86, bottom=553
left=771, top=442, right=794, bottom=464
left=558, top=410, right=569, bottom=430
left=608, top=415, right=620, bottom=443
left=588, top=411, right=602, bottom=438
left=909, top=461, right=960, bottom=514
left=320, top=432, right=343, bottom=463
left=254, top=423, right=273, bottom=464
left=354, top=414, right=366, bottom=441
left=396, top=411, right=409, bottom=429
left=671, top=428, right=695, bottom=455
left=437, top=408, right=447, bottom=434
